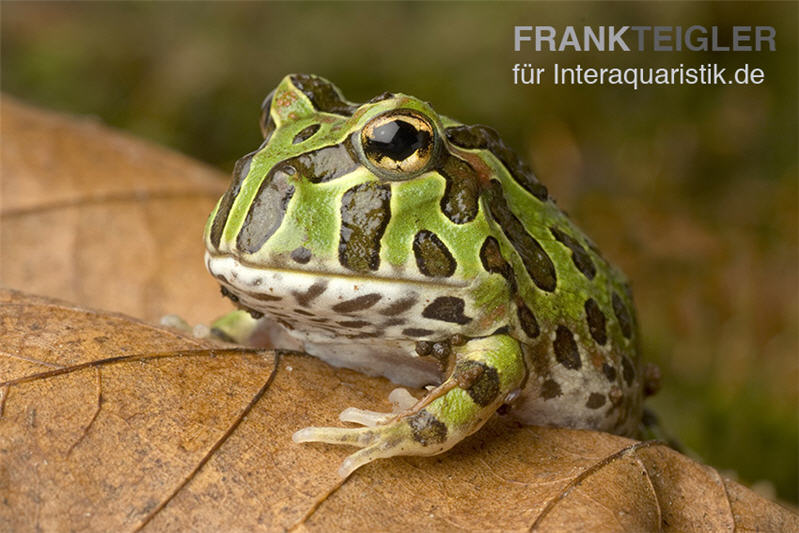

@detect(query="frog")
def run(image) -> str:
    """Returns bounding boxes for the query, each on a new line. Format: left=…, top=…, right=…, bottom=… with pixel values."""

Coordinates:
left=203, top=74, right=651, bottom=478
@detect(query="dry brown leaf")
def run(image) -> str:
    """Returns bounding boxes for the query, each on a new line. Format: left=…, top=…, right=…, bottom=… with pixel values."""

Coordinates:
left=1, top=289, right=796, bottom=532
left=0, top=95, right=227, bottom=325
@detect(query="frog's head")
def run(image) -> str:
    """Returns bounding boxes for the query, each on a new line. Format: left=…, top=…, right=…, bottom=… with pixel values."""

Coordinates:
left=204, top=74, right=548, bottom=330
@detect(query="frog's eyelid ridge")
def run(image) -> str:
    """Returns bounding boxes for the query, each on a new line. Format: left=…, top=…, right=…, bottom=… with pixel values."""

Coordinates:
left=259, top=89, right=277, bottom=139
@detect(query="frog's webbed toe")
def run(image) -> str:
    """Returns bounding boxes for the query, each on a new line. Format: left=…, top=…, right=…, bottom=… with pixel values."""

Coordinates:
left=293, top=336, right=526, bottom=478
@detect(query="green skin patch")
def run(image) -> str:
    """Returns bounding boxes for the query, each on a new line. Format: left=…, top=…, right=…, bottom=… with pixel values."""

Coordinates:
left=205, top=74, right=645, bottom=478
left=427, top=335, right=524, bottom=428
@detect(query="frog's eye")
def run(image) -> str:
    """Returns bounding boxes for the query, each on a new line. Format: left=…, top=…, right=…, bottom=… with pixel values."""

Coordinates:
left=360, top=110, right=437, bottom=179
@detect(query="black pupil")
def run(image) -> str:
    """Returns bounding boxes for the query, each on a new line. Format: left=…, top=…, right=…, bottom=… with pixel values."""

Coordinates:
left=367, top=119, right=429, bottom=161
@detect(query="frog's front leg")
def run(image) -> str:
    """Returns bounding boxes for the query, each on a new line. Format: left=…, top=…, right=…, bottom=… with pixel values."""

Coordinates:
left=160, top=309, right=259, bottom=343
left=293, top=334, right=526, bottom=478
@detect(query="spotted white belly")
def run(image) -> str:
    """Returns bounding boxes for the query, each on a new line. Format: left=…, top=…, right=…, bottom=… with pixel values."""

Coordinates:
left=206, top=252, right=448, bottom=387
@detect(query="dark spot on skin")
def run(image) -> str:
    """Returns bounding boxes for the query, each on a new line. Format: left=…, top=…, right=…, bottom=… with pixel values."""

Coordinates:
left=602, top=363, right=617, bottom=382
left=290, top=74, right=359, bottom=116
left=540, top=379, right=562, bottom=399
left=236, top=164, right=295, bottom=254
left=290, top=246, right=312, bottom=264
left=292, top=124, right=321, bottom=144
left=331, top=293, right=382, bottom=313
left=383, top=317, right=406, bottom=327
left=454, top=360, right=500, bottom=407
left=337, top=320, right=371, bottom=328
left=413, top=230, right=456, bottom=278
left=408, top=409, right=448, bottom=446
left=310, top=318, right=330, bottom=324
left=621, top=355, right=636, bottom=386
left=454, top=362, right=483, bottom=388
left=210, top=151, right=255, bottom=250
left=379, top=296, right=417, bottom=316
left=292, top=309, right=315, bottom=317
left=366, top=91, right=395, bottom=104
left=422, top=297, right=472, bottom=325
left=220, top=285, right=239, bottom=303
left=550, top=227, right=596, bottom=280
left=608, top=386, right=624, bottom=406
left=484, top=181, right=556, bottom=292
left=291, top=143, right=360, bottom=184
left=403, top=328, right=435, bottom=338
left=516, top=304, right=540, bottom=339
left=338, top=183, right=391, bottom=273
left=450, top=334, right=468, bottom=346
left=584, top=298, right=608, bottom=345
left=432, top=341, right=451, bottom=361
left=492, top=326, right=510, bottom=336
left=415, top=341, right=433, bottom=356
left=521, top=342, right=550, bottom=380
left=553, top=326, right=581, bottom=370
left=439, top=155, right=480, bottom=224
left=430, top=342, right=452, bottom=371
left=612, top=292, right=634, bottom=339
left=291, top=280, right=328, bottom=307
left=480, top=236, right=517, bottom=293
left=350, top=331, right=382, bottom=339
left=248, top=292, right=282, bottom=302
left=445, top=125, right=548, bottom=201
left=586, top=393, right=606, bottom=409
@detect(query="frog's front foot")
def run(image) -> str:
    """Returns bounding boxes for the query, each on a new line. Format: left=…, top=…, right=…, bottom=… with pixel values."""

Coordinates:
left=293, top=335, right=525, bottom=478
left=161, top=310, right=260, bottom=344
left=160, top=314, right=213, bottom=339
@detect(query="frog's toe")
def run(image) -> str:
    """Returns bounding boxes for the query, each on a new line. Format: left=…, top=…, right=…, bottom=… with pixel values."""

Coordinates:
left=338, top=407, right=394, bottom=427
left=292, top=425, right=376, bottom=446
left=387, top=387, right=419, bottom=411
left=337, top=440, right=418, bottom=479
left=335, top=388, right=419, bottom=426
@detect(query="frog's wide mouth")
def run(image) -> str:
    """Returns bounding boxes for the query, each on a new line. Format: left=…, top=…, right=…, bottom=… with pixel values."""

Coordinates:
left=205, top=251, right=466, bottom=291
left=205, top=252, right=467, bottom=312
left=205, top=252, right=473, bottom=340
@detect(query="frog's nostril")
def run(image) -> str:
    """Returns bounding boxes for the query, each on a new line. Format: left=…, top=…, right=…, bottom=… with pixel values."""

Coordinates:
left=293, top=124, right=321, bottom=144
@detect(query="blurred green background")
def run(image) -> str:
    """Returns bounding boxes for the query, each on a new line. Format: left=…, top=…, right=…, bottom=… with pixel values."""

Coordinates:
left=3, top=2, right=797, bottom=504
